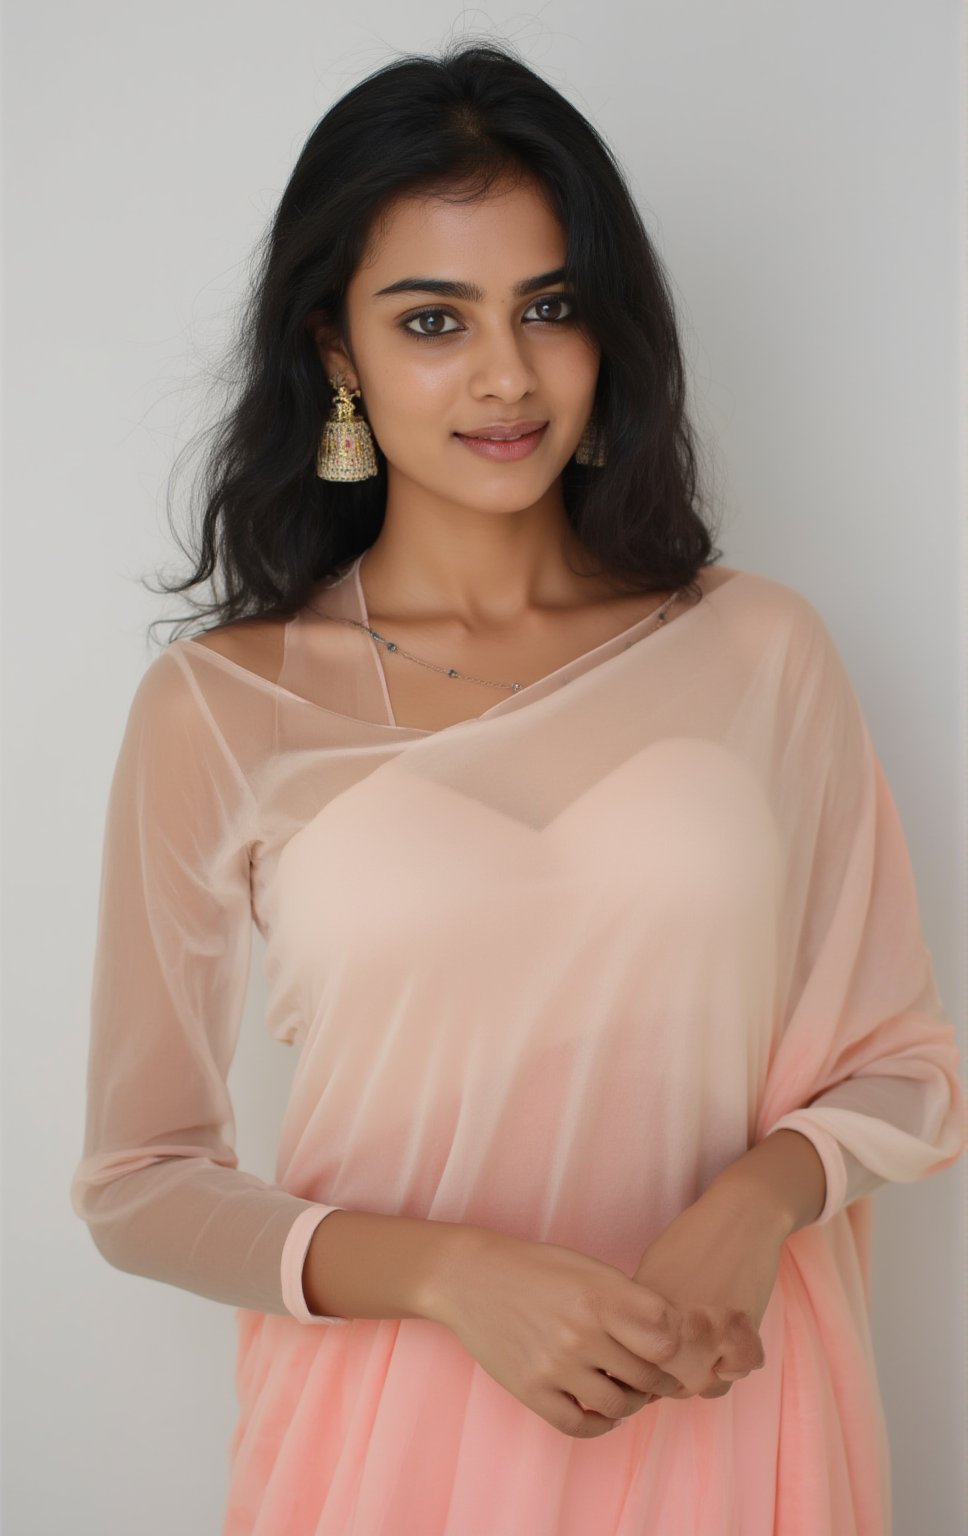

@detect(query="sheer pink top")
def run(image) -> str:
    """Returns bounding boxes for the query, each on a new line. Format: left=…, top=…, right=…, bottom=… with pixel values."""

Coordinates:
left=70, top=554, right=965, bottom=1534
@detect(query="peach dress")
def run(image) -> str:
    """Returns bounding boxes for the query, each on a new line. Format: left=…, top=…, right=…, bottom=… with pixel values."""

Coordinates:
left=70, top=554, right=965, bottom=1535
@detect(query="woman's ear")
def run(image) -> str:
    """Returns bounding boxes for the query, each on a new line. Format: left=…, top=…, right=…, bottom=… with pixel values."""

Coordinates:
left=304, top=310, right=357, bottom=387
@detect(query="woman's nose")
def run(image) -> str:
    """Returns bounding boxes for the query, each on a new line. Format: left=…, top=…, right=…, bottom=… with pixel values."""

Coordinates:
left=467, top=321, right=540, bottom=398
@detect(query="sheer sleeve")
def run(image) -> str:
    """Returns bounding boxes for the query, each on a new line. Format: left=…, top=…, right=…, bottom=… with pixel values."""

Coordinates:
left=756, top=599, right=966, bottom=1226
left=69, top=646, right=347, bottom=1323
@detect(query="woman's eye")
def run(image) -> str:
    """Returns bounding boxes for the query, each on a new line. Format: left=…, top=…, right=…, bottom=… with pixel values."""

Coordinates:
left=524, top=294, right=575, bottom=323
left=402, top=310, right=462, bottom=338
left=401, top=294, right=576, bottom=340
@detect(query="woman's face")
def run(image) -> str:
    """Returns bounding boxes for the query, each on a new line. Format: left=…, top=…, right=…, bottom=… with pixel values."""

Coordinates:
left=314, top=175, right=601, bottom=516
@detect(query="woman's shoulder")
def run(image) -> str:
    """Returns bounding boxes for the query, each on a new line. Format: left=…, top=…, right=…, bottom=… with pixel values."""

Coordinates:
left=695, top=565, right=851, bottom=711
left=183, top=612, right=288, bottom=686
left=702, top=561, right=833, bottom=638
left=130, top=614, right=289, bottom=745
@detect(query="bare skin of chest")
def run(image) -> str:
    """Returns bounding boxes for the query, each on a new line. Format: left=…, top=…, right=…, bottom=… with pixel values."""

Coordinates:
left=191, top=564, right=734, bottom=733
left=363, top=582, right=691, bottom=731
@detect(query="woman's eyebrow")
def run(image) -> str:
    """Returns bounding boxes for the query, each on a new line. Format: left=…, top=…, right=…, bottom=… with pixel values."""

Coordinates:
left=372, top=267, right=567, bottom=301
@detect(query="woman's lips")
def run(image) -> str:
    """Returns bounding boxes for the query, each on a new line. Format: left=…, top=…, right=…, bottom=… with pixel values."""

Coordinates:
left=454, top=424, right=548, bottom=461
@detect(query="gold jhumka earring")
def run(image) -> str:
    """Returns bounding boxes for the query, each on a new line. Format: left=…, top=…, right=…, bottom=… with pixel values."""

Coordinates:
left=573, top=414, right=607, bottom=467
left=315, top=376, right=379, bottom=481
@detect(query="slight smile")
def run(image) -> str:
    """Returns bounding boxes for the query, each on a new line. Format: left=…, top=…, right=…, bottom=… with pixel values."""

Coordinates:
left=453, top=424, right=549, bottom=461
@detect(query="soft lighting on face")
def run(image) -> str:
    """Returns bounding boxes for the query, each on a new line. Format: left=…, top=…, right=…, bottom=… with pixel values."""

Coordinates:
left=320, top=179, right=601, bottom=511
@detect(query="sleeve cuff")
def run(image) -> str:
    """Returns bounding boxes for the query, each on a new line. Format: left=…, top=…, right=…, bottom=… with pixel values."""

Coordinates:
left=280, top=1204, right=351, bottom=1323
left=763, top=1115, right=849, bottom=1227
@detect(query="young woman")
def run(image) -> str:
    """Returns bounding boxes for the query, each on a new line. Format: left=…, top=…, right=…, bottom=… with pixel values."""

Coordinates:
left=70, top=39, right=965, bottom=1536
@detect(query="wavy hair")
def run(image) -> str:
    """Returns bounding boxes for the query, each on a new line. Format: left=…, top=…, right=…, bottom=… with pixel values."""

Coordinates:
left=148, top=37, right=723, bottom=642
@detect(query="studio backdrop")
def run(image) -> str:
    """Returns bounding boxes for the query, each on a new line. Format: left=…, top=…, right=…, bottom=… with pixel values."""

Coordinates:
left=2, top=3, right=965, bottom=1532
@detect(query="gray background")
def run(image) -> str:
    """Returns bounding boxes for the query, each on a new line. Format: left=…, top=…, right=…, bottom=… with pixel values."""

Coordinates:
left=3, top=2, right=965, bottom=1531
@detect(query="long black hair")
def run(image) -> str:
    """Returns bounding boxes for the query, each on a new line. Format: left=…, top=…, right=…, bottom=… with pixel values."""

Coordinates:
left=147, top=37, right=723, bottom=643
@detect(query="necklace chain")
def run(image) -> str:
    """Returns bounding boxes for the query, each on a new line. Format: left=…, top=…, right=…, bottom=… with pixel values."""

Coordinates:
left=317, top=559, right=687, bottom=693
left=320, top=615, right=526, bottom=690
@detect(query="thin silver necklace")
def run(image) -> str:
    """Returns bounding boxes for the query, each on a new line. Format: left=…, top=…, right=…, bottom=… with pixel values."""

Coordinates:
left=318, top=553, right=687, bottom=694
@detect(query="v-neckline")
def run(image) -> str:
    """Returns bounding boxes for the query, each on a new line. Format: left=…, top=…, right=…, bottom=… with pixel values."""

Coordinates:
left=347, top=553, right=738, bottom=734
left=182, top=557, right=744, bottom=740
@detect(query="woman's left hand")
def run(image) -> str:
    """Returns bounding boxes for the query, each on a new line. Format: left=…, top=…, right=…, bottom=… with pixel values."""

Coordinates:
left=629, top=1178, right=788, bottom=1400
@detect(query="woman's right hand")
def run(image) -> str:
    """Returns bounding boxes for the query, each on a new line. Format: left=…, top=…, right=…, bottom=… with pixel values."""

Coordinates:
left=422, top=1226, right=763, bottom=1438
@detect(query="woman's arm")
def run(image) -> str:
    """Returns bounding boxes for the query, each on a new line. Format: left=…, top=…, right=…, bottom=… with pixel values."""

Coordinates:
left=749, top=594, right=965, bottom=1229
left=70, top=647, right=350, bottom=1323
left=704, top=1128, right=827, bottom=1238
left=301, top=1210, right=475, bottom=1321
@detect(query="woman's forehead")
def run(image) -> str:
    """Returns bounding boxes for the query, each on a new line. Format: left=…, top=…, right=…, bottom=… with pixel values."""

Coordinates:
left=355, top=183, right=566, bottom=293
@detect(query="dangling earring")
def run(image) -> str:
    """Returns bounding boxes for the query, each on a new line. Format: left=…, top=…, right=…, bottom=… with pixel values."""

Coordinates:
left=574, top=414, right=606, bottom=467
left=316, top=376, right=379, bottom=481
